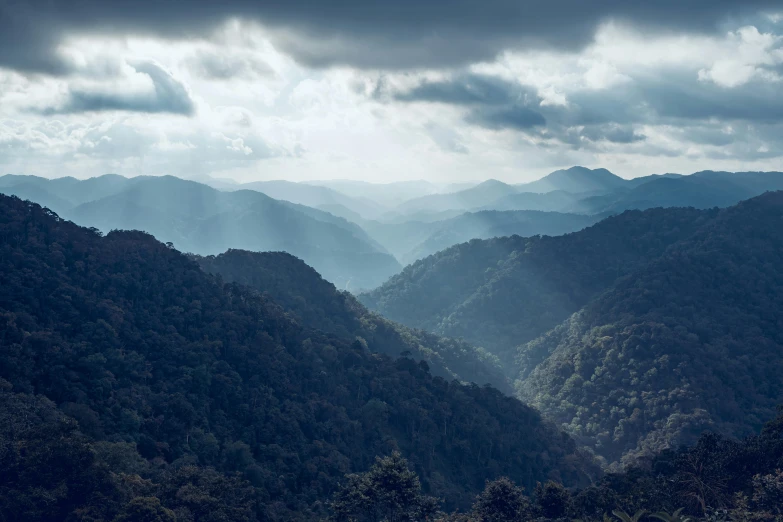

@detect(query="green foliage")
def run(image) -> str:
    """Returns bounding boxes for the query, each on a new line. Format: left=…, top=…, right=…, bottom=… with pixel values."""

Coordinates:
left=519, top=192, right=783, bottom=466
left=330, top=452, right=440, bottom=522
left=401, top=210, right=601, bottom=265
left=361, top=207, right=712, bottom=370
left=0, top=194, right=591, bottom=520
left=534, top=480, right=570, bottom=518
left=471, top=477, right=530, bottom=522
left=194, top=249, right=508, bottom=390
left=649, top=508, right=691, bottom=522
left=113, top=497, right=177, bottom=522
left=446, top=410, right=783, bottom=520
left=612, top=509, right=647, bottom=522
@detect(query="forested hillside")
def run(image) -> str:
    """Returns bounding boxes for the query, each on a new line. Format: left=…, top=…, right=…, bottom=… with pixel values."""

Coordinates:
left=400, top=210, right=602, bottom=264
left=360, top=207, right=713, bottom=368
left=363, top=193, right=783, bottom=469
left=518, top=192, right=783, bottom=467
left=0, top=194, right=592, bottom=521
left=193, top=249, right=508, bottom=390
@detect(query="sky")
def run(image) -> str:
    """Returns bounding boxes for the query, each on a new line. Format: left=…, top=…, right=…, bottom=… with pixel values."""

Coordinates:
left=1, top=1, right=782, bottom=183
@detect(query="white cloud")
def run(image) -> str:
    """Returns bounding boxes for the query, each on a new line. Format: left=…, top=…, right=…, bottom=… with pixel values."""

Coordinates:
left=2, top=18, right=783, bottom=183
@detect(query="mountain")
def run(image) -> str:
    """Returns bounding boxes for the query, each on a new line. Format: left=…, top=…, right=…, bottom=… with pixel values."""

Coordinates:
left=235, top=179, right=384, bottom=219
left=307, top=179, right=478, bottom=208
left=0, top=175, right=401, bottom=290
left=624, top=172, right=684, bottom=187
left=400, top=210, right=603, bottom=264
left=363, top=193, right=783, bottom=468
left=480, top=190, right=585, bottom=212
left=373, top=208, right=467, bottom=225
left=517, top=166, right=627, bottom=194
left=517, top=192, right=783, bottom=467
left=394, top=180, right=519, bottom=214
left=576, top=172, right=783, bottom=214
left=0, top=194, right=593, bottom=520
left=382, top=168, right=624, bottom=218
left=315, top=202, right=365, bottom=222
left=193, top=249, right=508, bottom=390
left=559, top=170, right=783, bottom=215
left=0, top=173, right=130, bottom=208
left=359, top=207, right=715, bottom=370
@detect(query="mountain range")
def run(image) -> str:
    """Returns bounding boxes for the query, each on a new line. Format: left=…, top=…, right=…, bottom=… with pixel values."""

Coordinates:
left=0, top=193, right=592, bottom=520
left=361, top=193, right=783, bottom=468
left=6, top=167, right=783, bottom=285
left=5, top=168, right=783, bottom=519
left=0, top=174, right=401, bottom=290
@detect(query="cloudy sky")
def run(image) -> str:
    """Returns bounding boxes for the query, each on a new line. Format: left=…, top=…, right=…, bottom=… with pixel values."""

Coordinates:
left=1, top=1, right=782, bottom=183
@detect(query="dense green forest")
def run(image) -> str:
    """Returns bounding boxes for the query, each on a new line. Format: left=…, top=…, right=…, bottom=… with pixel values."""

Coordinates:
left=400, top=210, right=602, bottom=264
left=518, top=192, right=783, bottom=467
left=193, top=249, right=508, bottom=391
left=363, top=193, right=783, bottom=471
left=360, top=207, right=714, bottom=368
left=332, top=411, right=783, bottom=521
left=0, top=194, right=593, bottom=521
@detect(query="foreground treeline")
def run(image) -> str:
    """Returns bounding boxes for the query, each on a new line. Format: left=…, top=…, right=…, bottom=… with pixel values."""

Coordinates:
left=3, top=387, right=782, bottom=521
left=333, top=411, right=783, bottom=521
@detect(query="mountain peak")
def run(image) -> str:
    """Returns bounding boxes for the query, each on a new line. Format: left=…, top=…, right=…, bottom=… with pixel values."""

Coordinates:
left=519, top=166, right=625, bottom=194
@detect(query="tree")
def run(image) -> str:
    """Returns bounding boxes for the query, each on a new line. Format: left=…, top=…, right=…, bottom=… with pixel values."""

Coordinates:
left=113, top=497, right=176, bottom=522
left=534, top=481, right=570, bottom=519
left=471, top=477, right=530, bottom=522
left=331, top=452, right=441, bottom=521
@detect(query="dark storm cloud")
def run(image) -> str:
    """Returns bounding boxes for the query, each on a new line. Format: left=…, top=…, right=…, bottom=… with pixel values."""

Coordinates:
left=579, top=124, right=646, bottom=144
left=393, top=75, right=524, bottom=105
left=35, top=61, right=195, bottom=116
left=388, top=68, right=783, bottom=156
left=0, top=0, right=779, bottom=73
left=466, top=105, right=547, bottom=130
left=638, top=72, right=783, bottom=122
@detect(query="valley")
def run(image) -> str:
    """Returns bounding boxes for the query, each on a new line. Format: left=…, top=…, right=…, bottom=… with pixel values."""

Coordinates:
left=2, top=166, right=783, bottom=521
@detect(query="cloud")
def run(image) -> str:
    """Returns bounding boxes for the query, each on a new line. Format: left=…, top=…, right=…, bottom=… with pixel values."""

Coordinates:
left=424, top=122, right=469, bottom=153
left=0, top=0, right=780, bottom=73
left=466, top=105, right=547, bottom=130
left=35, top=61, right=195, bottom=115
left=392, top=74, right=523, bottom=105
left=185, top=50, right=274, bottom=80
left=386, top=48, right=783, bottom=153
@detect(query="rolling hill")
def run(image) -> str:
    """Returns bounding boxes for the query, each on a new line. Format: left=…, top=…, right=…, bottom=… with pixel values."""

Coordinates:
left=394, top=179, right=519, bottom=215
left=0, top=193, right=593, bottom=520
left=360, top=207, right=712, bottom=368
left=362, top=193, right=783, bottom=468
left=234, top=179, right=384, bottom=220
left=516, top=166, right=627, bottom=194
left=193, top=249, right=509, bottom=391
left=518, top=192, right=783, bottom=466
left=400, top=210, right=603, bottom=264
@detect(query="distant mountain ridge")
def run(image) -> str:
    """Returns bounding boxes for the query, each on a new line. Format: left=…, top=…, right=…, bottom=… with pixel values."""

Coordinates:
left=233, top=179, right=384, bottom=220
left=516, top=166, right=627, bottom=193
left=379, top=167, right=783, bottom=220
left=0, top=174, right=401, bottom=290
